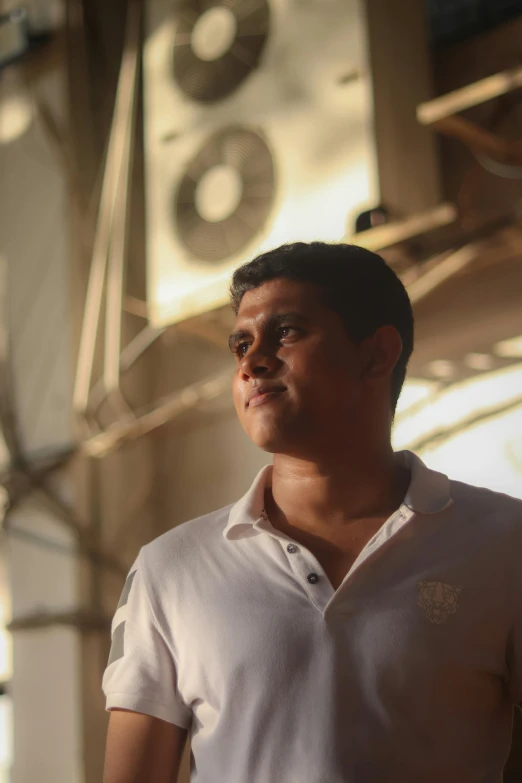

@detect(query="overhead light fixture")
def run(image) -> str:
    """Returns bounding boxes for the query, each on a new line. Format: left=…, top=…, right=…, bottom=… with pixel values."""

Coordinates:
left=464, top=353, right=495, bottom=372
left=494, top=335, right=522, bottom=359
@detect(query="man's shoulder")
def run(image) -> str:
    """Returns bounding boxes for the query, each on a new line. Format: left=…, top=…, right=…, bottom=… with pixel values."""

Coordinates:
left=139, top=503, right=235, bottom=573
left=449, top=477, right=522, bottom=527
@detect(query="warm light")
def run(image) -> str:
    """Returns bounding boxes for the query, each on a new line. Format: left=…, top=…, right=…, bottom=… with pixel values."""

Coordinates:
left=0, top=633, right=10, bottom=685
left=0, top=697, right=13, bottom=770
left=464, top=353, right=495, bottom=371
left=396, top=378, right=439, bottom=415
left=426, top=360, right=456, bottom=380
left=415, top=405, right=522, bottom=500
left=0, top=90, right=32, bottom=145
left=393, top=362, right=522, bottom=451
left=0, top=69, right=33, bottom=145
left=494, top=335, right=522, bottom=359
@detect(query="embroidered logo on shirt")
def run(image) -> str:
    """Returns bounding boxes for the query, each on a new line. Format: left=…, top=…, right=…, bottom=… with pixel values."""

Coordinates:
left=416, top=581, right=463, bottom=625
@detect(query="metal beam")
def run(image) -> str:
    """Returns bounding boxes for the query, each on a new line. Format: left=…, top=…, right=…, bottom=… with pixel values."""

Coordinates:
left=346, top=203, right=457, bottom=252
left=405, top=242, right=484, bottom=304
left=103, top=4, right=140, bottom=400
left=417, top=67, right=522, bottom=165
left=7, top=610, right=111, bottom=633
left=81, top=369, right=235, bottom=458
left=73, top=0, right=141, bottom=416
left=417, top=67, right=522, bottom=125
left=87, top=324, right=166, bottom=417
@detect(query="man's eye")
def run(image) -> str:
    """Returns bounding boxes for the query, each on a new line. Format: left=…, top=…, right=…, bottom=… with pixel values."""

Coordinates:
left=278, top=326, right=297, bottom=339
left=235, top=342, right=249, bottom=357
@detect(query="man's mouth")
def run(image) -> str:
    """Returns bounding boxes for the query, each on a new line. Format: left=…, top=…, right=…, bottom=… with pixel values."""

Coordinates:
left=247, top=385, right=286, bottom=408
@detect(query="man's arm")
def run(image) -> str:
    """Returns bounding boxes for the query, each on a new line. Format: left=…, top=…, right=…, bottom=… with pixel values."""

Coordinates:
left=103, top=709, right=188, bottom=783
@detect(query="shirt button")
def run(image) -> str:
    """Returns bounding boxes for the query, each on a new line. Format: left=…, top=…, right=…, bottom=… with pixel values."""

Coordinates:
left=307, top=573, right=319, bottom=584
left=287, top=544, right=298, bottom=554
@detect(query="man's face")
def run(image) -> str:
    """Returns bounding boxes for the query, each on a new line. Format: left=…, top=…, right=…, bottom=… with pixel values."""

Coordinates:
left=230, top=278, right=365, bottom=455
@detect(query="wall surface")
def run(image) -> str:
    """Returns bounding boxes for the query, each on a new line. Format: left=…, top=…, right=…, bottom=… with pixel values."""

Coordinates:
left=0, top=17, right=81, bottom=782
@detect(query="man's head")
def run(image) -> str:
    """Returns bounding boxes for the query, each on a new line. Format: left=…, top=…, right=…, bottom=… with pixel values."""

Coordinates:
left=229, top=242, right=414, bottom=456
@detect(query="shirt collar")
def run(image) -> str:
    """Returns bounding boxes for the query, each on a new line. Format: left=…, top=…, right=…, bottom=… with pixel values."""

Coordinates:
left=223, top=465, right=273, bottom=540
left=396, top=450, right=453, bottom=515
left=223, top=451, right=453, bottom=540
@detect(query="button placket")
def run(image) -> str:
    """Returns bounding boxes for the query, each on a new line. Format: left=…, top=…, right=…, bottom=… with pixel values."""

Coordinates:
left=281, top=540, right=333, bottom=610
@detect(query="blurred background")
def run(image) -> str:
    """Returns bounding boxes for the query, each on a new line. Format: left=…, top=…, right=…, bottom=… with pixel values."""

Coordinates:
left=0, top=0, right=522, bottom=780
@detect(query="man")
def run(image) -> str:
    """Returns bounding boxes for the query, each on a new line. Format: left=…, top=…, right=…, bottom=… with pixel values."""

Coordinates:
left=103, top=242, right=522, bottom=782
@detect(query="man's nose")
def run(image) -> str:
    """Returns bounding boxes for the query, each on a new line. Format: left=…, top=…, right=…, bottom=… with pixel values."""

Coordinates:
left=240, top=343, right=279, bottom=379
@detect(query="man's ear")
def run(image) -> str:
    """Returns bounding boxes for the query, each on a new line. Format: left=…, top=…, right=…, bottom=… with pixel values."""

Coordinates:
left=361, top=326, right=403, bottom=379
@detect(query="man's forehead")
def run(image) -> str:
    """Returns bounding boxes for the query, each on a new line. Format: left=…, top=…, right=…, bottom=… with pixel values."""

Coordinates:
left=235, top=279, right=320, bottom=321
left=234, top=303, right=311, bottom=331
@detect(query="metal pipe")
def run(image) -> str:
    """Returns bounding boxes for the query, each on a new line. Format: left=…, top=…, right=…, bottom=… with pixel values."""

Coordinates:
left=104, top=1, right=141, bottom=396
left=406, top=242, right=482, bottom=304
left=73, top=0, right=142, bottom=416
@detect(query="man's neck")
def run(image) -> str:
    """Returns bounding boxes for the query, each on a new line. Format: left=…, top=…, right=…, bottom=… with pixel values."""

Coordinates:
left=267, top=447, right=410, bottom=532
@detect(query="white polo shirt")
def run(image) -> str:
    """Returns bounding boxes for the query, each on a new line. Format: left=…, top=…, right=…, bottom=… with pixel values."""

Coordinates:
left=103, top=451, right=522, bottom=783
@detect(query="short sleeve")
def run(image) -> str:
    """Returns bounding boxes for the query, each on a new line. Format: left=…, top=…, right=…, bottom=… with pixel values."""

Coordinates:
left=102, top=550, right=192, bottom=728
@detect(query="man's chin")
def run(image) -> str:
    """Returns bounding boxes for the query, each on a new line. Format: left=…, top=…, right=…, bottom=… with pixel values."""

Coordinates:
left=249, top=433, right=283, bottom=454
left=244, top=422, right=298, bottom=454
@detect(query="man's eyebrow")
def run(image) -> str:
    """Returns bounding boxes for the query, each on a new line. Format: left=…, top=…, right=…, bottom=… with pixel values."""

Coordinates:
left=228, top=330, right=250, bottom=352
left=228, top=312, right=310, bottom=352
left=271, top=311, right=310, bottom=325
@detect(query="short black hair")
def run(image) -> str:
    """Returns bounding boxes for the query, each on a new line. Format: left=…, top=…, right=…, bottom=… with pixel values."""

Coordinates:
left=230, top=241, right=414, bottom=412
